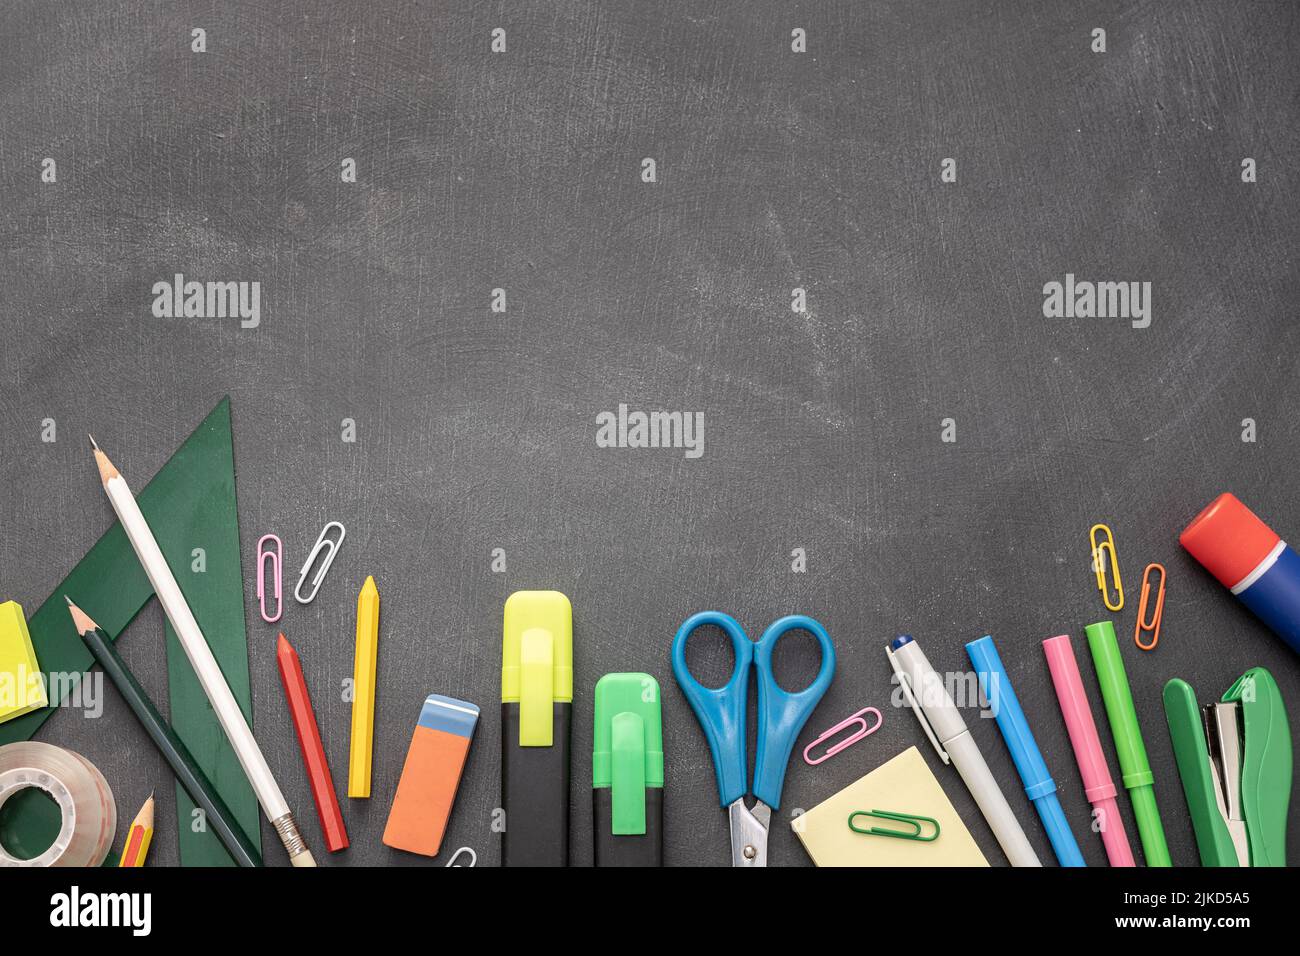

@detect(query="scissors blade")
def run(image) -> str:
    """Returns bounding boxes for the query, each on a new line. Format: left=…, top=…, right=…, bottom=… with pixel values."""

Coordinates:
left=728, top=798, right=770, bottom=866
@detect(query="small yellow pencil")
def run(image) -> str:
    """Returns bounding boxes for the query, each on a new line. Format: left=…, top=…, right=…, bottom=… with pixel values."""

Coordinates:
left=118, top=794, right=155, bottom=867
left=348, top=576, right=380, bottom=798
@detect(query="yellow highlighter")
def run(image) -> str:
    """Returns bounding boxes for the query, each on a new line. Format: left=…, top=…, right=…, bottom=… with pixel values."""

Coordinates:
left=500, top=590, right=573, bottom=866
left=348, top=576, right=380, bottom=798
left=0, top=601, right=47, bottom=724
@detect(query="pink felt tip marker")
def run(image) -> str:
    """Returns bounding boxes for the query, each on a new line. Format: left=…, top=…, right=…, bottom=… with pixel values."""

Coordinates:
left=1042, top=634, right=1135, bottom=867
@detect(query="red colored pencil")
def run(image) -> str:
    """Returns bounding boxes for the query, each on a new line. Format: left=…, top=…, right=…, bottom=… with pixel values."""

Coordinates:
left=276, top=633, right=349, bottom=852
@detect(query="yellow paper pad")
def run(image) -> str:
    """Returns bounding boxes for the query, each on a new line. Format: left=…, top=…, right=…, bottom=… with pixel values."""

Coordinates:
left=793, top=746, right=989, bottom=866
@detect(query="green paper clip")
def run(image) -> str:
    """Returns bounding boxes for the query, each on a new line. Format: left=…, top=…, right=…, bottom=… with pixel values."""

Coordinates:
left=847, top=809, right=940, bottom=842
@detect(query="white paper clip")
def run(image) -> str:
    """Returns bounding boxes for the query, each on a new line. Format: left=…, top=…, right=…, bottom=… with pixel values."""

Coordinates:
left=294, top=521, right=346, bottom=604
left=445, top=847, right=477, bottom=867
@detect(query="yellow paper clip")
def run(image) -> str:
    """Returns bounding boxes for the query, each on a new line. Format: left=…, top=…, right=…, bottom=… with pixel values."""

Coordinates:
left=1089, top=523, right=1124, bottom=611
left=1134, top=563, right=1166, bottom=651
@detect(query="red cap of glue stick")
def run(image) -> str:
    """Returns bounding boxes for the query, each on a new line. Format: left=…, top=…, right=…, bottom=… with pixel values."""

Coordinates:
left=1180, top=493, right=1281, bottom=590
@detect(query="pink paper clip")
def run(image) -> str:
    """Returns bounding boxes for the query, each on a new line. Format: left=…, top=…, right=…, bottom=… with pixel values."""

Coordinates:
left=256, top=534, right=283, bottom=623
left=803, top=706, right=883, bottom=765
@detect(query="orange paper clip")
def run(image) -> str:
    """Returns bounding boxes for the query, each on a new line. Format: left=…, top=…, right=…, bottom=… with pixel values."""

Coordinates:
left=803, top=706, right=882, bottom=765
left=1134, top=563, right=1166, bottom=651
left=1089, top=523, right=1124, bottom=611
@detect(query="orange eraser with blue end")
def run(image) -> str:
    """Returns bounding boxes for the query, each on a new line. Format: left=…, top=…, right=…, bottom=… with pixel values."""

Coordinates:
left=383, top=694, right=479, bottom=857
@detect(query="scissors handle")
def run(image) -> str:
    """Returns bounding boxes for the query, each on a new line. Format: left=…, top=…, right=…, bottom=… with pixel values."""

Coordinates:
left=671, top=611, right=753, bottom=808
left=752, top=615, right=836, bottom=809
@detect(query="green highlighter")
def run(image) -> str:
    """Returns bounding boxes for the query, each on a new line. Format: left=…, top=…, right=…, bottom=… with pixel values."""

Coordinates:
left=1085, top=620, right=1172, bottom=866
left=593, top=673, right=664, bottom=866
left=1163, top=667, right=1291, bottom=866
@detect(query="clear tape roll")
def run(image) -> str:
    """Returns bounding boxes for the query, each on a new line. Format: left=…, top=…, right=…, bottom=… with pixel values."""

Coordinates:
left=0, top=741, right=117, bottom=867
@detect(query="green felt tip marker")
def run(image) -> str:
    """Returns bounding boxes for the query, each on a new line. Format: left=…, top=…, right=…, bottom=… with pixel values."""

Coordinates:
left=1085, top=620, right=1172, bottom=866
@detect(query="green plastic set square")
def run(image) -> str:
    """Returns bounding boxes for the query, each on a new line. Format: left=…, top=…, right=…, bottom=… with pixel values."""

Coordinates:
left=0, top=398, right=260, bottom=866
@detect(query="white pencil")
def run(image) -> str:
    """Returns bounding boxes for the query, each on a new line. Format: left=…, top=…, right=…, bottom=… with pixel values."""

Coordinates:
left=90, top=436, right=315, bottom=867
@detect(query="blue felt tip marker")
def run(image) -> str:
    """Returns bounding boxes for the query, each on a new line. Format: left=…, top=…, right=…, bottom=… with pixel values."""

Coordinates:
left=965, top=635, right=1086, bottom=867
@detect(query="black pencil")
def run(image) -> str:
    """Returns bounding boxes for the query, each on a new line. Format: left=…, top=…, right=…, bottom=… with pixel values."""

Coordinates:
left=65, top=597, right=262, bottom=867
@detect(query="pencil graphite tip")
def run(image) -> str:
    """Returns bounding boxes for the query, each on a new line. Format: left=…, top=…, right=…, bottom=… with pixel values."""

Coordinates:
left=88, top=434, right=99, bottom=450
left=64, top=595, right=73, bottom=606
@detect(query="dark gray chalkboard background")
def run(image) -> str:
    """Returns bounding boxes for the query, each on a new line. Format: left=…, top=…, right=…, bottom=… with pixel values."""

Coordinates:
left=2, top=1, right=1298, bottom=867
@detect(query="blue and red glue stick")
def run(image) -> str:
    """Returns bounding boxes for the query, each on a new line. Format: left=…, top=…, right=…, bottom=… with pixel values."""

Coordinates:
left=1181, top=493, right=1300, bottom=655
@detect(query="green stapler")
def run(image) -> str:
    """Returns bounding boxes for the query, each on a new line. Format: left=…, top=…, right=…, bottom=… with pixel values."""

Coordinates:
left=1163, top=667, right=1291, bottom=866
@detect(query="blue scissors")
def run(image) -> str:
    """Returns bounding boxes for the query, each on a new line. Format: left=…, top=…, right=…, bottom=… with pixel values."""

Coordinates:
left=671, top=611, right=836, bottom=866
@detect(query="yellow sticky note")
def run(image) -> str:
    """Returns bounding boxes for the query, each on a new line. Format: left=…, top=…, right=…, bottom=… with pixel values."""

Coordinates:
left=348, top=576, right=380, bottom=798
left=0, top=601, right=47, bottom=724
left=792, top=746, right=989, bottom=866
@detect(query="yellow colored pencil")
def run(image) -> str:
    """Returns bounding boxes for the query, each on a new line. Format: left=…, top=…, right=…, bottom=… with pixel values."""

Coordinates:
left=118, top=794, right=155, bottom=867
left=348, top=576, right=380, bottom=798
